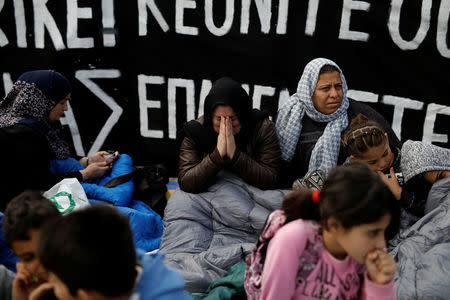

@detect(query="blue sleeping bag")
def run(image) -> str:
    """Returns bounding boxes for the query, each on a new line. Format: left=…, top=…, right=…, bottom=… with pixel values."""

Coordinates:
left=49, top=154, right=163, bottom=251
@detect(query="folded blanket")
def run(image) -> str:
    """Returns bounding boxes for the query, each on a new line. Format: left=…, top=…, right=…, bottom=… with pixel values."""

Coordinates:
left=160, top=171, right=289, bottom=293
left=50, top=155, right=163, bottom=252
left=191, top=262, right=246, bottom=300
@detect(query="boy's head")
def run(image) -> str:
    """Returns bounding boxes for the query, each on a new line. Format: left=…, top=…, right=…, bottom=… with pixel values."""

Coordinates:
left=38, top=205, right=137, bottom=299
left=3, top=190, right=61, bottom=282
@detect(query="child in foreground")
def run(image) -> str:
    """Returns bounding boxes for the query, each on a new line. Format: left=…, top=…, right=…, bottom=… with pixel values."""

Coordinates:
left=3, top=191, right=62, bottom=300
left=36, top=205, right=192, bottom=300
left=245, top=162, right=400, bottom=299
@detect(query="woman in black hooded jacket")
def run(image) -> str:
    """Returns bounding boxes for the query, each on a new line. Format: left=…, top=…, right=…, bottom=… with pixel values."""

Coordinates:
left=178, top=77, right=281, bottom=193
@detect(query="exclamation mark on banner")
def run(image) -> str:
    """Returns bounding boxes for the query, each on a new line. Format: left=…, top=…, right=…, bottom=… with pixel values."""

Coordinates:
left=102, top=0, right=116, bottom=47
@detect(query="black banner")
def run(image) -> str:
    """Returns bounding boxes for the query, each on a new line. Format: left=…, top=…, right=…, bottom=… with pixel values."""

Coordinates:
left=1, top=0, right=449, bottom=174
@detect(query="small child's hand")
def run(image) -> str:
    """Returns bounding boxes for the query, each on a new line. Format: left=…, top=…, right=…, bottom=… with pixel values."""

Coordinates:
left=365, top=249, right=397, bottom=285
left=29, top=282, right=54, bottom=300
left=13, top=262, right=40, bottom=300
left=377, top=168, right=402, bottom=200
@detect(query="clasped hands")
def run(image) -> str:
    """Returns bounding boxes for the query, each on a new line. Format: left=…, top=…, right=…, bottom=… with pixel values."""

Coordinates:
left=216, top=116, right=236, bottom=160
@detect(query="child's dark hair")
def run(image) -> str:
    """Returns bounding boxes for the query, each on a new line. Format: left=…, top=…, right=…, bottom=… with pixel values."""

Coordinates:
left=281, top=162, right=400, bottom=239
left=3, top=190, right=61, bottom=246
left=403, top=173, right=431, bottom=216
left=37, top=205, right=137, bottom=297
left=342, top=114, right=387, bottom=158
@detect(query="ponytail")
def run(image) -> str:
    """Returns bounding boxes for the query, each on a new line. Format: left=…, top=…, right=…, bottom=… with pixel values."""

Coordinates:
left=281, top=163, right=400, bottom=236
left=281, top=189, right=320, bottom=223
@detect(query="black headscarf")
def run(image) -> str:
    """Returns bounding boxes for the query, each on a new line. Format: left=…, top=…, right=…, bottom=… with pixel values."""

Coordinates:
left=183, top=77, right=268, bottom=153
left=0, top=70, right=72, bottom=159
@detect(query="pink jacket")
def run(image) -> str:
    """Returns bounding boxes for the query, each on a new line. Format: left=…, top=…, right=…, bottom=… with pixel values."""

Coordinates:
left=261, top=219, right=396, bottom=300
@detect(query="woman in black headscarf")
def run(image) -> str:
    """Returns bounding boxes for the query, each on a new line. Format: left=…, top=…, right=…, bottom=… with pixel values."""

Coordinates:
left=178, top=77, right=281, bottom=193
left=0, top=70, right=111, bottom=210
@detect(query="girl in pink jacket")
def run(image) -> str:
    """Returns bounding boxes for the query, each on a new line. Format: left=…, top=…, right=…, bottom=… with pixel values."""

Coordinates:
left=245, top=162, right=400, bottom=300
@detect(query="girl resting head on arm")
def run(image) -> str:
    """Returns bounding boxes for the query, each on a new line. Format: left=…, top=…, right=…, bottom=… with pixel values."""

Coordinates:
left=342, top=114, right=402, bottom=196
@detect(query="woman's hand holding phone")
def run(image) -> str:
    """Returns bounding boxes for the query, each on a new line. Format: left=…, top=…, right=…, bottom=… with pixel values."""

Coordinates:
left=104, top=150, right=119, bottom=164
left=86, top=151, right=110, bottom=165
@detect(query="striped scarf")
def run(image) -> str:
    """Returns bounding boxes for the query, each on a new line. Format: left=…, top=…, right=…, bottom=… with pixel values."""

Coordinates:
left=276, top=58, right=349, bottom=176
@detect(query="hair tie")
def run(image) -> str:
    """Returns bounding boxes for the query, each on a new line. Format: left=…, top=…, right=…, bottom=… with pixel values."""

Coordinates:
left=312, top=190, right=321, bottom=203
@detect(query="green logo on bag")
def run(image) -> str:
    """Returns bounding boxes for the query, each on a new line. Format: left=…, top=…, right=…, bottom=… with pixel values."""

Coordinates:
left=50, top=191, right=76, bottom=215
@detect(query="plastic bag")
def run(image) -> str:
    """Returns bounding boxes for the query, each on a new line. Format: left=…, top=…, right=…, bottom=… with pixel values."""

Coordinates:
left=44, top=178, right=90, bottom=215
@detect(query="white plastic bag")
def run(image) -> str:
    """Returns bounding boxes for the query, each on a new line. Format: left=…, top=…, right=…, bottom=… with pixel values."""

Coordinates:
left=44, top=178, right=90, bottom=215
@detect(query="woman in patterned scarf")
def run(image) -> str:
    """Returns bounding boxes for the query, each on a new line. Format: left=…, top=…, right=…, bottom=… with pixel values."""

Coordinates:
left=276, top=58, right=400, bottom=188
left=0, top=70, right=110, bottom=211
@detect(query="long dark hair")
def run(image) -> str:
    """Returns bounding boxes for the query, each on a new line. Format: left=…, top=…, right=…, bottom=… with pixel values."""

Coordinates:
left=281, top=162, right=400, bottom=239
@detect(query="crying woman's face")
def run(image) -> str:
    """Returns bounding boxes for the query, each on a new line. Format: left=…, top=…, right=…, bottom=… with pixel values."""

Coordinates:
left=212, top=105, right=242, bottom=135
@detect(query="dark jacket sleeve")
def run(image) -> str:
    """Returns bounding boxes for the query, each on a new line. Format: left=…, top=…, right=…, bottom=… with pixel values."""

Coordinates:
left=178, top=136, right=226, bottom=193
left=0, top=124, right=82, bottom=210
left=229, top=119, right=281, bottom=189
left=14, top=125, right=82, bottom=188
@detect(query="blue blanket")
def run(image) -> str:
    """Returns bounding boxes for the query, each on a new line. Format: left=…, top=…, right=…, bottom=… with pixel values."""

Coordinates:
left=50, top=154, right=163, bottom=252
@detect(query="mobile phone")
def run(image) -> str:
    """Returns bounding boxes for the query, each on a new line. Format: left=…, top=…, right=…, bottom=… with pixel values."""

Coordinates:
left=104, top=150, right=119, bottom=163
left=386, top=172, right=404, bottom=186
